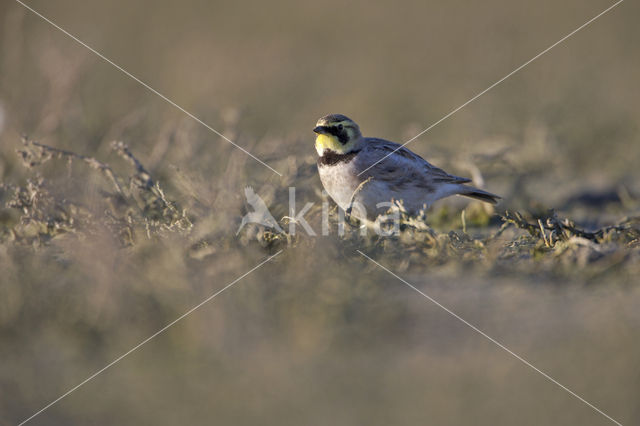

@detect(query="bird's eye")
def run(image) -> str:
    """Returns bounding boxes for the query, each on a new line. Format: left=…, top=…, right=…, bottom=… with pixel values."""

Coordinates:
left=337, top=124, right=344, bottom=131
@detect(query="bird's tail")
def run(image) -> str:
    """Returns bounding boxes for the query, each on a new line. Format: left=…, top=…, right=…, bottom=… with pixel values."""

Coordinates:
left=457, top=186, right=501, bottom=205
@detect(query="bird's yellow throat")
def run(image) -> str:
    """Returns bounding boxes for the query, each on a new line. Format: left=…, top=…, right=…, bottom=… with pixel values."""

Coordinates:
left=315, top=134, right=348, bottom=156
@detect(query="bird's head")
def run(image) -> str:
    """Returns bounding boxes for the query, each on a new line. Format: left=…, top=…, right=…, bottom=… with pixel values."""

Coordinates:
left=313, top=114, right=363, bottom=156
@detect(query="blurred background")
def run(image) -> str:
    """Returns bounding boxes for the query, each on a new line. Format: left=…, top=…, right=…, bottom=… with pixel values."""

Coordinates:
left=1, top=0, right=639, bottom=424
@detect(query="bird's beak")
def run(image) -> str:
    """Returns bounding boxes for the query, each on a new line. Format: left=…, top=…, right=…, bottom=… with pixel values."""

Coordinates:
left=313, top=125, right=328, bottom=134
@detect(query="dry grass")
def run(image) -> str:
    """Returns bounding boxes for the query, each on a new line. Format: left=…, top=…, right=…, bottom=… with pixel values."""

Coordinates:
left=2, top=1, right=640, bottom=424
left=2, top=135, right=639, bottom=280
left=1, top=136, right=639, bottom=425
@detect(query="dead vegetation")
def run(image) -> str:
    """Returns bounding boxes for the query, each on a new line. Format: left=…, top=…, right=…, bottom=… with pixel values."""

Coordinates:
left=2, top=137, right=191, bottom=246
left=1, top=136, right=638, bottom=281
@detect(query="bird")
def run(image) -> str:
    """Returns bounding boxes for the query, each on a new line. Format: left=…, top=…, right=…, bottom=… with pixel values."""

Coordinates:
left=313, top=113, right=500, bottom=222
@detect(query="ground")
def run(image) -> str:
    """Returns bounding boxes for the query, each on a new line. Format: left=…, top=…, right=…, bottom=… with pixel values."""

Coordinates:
left=1, top=1, right=639, bottom=425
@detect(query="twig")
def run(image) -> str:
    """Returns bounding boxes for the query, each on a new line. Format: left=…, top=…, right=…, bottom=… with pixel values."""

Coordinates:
left=111, top=141, right=154, bottom=189
left=20, top=137, right=124, bottom=195
left=538, top=219, right=550, bottom=247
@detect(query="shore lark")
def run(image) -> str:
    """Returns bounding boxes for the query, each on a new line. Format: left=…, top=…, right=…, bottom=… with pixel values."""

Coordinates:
left=314, top=113, right=500, bottom=222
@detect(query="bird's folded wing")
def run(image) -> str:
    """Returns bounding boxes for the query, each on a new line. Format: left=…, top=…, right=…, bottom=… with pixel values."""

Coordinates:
left=363, top=139, right=472, bottom=186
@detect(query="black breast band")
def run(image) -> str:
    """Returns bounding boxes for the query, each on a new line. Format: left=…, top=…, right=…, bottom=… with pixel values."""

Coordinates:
left=318, top=150, right=360, bottom=166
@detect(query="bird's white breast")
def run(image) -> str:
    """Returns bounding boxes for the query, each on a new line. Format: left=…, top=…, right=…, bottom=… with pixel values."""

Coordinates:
left=317, top=160, right=360, bottom=211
